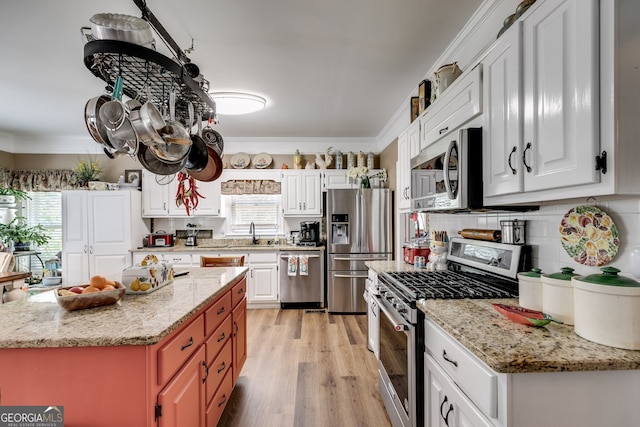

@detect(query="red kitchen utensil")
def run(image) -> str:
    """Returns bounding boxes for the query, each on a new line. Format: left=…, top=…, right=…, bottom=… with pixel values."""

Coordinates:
left=492, top=303, right=563, bottom=327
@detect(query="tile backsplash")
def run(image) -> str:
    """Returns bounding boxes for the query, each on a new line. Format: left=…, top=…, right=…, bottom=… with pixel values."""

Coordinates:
left=427, top=197, right=640, bottom=278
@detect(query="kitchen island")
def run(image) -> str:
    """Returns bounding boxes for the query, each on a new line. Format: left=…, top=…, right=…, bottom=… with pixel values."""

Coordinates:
left=0, top=266, right=248, bottom=427
left=368, top=260, right=640, bottom=426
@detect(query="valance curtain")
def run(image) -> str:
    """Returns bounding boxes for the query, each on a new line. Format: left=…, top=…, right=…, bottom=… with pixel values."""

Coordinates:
left=0, top=168, right=81, bottom=192
left=220, top=179, right=281, bottom=195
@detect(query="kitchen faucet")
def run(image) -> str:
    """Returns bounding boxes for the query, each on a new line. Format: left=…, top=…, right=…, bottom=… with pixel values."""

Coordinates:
left=249, top=222, right=259, bottom=245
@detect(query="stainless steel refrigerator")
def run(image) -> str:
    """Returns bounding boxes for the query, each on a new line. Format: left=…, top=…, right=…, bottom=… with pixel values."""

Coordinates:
left=327, top=188, right=393, bottom=313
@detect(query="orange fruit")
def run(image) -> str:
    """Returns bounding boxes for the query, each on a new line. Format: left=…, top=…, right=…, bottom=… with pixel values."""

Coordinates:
left=89, top=275, right=108, bottom=289
left=82, top=286, right=100, bottom=294
left=102, top=284, right=116, bottom=291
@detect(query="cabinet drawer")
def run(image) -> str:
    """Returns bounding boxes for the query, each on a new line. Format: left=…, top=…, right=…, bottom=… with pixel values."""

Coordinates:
left=206, top=341, right=233, bottom=404
left=250, top=252, right=278, bottom=263
left=163, top=253, right=192, bottom=266
left=231, top=277, right=247, bottom=308
left=424, top=319, right=497, bottom=418
left=420, top=64, right=482, bottom=149
left=158, top=315, right=205, bottom=385
left=205, top=369, right=233, bottom=427
left=206, top=316, right=232, bottom=365
left=205, top=292, right=232, bottom=336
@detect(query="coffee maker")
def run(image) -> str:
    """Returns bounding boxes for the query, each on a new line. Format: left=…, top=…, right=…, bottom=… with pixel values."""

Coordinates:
left=298, top=221, right=320, bottom=246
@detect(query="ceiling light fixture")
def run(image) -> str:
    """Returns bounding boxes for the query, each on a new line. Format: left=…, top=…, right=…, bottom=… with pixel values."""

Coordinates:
left=209, top=92, right=266, bottom=115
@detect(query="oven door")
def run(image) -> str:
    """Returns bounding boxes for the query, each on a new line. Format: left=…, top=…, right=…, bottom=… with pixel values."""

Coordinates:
left=378, top=297, right=417, bottom=427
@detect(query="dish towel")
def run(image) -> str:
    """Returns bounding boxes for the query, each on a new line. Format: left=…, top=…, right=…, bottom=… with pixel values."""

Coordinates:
left=288, top=255, right=298, bottom=276
left=299, top=255, right=309, bottom=276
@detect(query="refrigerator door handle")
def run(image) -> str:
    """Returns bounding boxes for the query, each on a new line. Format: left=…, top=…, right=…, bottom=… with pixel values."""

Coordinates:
left=333, top=273, right=369, bottom=279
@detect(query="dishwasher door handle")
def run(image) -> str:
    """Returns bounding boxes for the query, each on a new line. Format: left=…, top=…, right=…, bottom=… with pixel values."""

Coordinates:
left=333, top=273, right=368, bottom=279
left=280, top=254, right=321, bottom=259
left=333, top=257, right=388, bottom=261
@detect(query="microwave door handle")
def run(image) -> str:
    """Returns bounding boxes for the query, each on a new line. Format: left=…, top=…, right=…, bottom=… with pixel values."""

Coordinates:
left=443, top=139, right=456, bottom=200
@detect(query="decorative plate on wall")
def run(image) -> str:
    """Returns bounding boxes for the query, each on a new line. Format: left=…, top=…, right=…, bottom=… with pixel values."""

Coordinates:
left=559, top=205, right=620, bottom=266
left=230, top=153, right=250, bottom=169
left=253, top=153, right=272, bottom=169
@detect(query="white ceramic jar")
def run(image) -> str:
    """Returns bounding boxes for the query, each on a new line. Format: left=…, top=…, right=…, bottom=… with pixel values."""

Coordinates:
left=541, top=267, right=578, bottom=325
left=573, top=267, right=640, bottom=350
left=517, top=268, right=543, bottom=311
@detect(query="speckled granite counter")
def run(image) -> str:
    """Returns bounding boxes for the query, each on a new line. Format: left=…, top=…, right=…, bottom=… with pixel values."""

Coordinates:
left=131, top=239, right=324, bottom=253
left=367, top=260, right=640, bottom=374
left=0, top=267, right=247, bottom=349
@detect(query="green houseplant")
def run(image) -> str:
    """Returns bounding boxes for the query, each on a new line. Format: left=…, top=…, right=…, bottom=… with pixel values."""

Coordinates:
left=0, top=216, right=50, bottom=251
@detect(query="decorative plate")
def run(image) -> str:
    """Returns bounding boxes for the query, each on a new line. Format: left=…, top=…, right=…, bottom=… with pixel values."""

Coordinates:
left=559, top=205, right=620, bottom=266
left=230, top=152, right=250, bottom=169
left=253, top=153, right=272, bottom=169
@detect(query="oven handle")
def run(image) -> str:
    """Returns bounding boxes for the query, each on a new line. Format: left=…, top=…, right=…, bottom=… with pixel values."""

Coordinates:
left=378, top=298, right=409, bottom=331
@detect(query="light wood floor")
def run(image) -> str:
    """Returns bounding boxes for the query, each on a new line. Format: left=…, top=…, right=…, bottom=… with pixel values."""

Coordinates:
left=219, top=308, right=391, bottom=427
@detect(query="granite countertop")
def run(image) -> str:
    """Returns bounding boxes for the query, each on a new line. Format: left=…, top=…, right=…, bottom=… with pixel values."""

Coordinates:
left=132, top=238, right=325, bottom=253
left=367, top=260, right=640, bottom=374
left=0, top=267, right=247, bottom=349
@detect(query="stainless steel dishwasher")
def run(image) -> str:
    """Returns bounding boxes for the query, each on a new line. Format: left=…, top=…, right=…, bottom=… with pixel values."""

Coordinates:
left=279, top=250, right=324, bottom=308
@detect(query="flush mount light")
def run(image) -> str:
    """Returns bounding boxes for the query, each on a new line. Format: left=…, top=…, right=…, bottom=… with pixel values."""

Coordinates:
left=209, top=92, right=266, bottom=115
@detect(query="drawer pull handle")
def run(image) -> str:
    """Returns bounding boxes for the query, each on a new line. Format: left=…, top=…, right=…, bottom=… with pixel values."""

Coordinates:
left=508, top=146, right=517, bottom=174
left=181, top=337, right=194, bottom=351
left=218, top=394, right=228, bottom=408
left=217, top=361, right=226, bottom=373
left=440, top=395, right=453, bottom=426
left=201, top=360, right=209, bottom=384
left=439, top=126, right=449, bottom=135
left=217, top=333, right=226, bottom=343
left=217, top=307, right=226, bottom=315
left=237, top=288, right=244, bottom=294
left=234, top=321, right=239, bottom=337
left=442, top=349, right=458, bottom=367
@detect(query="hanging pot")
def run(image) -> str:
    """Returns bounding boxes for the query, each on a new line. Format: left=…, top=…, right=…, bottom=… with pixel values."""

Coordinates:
left=85, top=94, right=112, bottom=147
left=137, top=142, right=187, bottom=176
left=185, top=103, right=208, bottom=172
left=201, top=115, right=224, bottom=156
left=99, top=76, right=127, bottom=132
left=130, top=101, right=167, bottom=152
left=187, top=146, right=222, bottom=182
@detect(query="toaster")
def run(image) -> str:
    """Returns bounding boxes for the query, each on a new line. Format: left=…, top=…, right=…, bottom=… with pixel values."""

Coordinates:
left=145, top=231, right=175, bottom=247
left=403, top=243, right=431, bottom=265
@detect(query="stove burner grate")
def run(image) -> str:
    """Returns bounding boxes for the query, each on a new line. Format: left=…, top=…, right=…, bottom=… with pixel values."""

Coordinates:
left=382, top=270, right=518, bottom=300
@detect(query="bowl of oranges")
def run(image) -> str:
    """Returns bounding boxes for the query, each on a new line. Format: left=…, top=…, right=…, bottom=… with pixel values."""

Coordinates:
left=55, top=275, right=125, bottom=311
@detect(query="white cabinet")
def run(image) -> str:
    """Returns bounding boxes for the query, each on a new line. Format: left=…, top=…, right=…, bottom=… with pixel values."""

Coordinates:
left=420, top=64, right=482, bottom=150
left=397, top=118, right=421, bottom=212
left=366, top=269, right=380, bottom=359
left=132, top=252, right=192, bottom=268
left=246, top=252, right=278, bottom=304
left=62, top=190, right=148, bottom=284
left=142, top=170, right=221, bottom=217
left=322, top=170, right=349, bottom=190
left=281, top=170, right=322, bottom=216
left=483, top=0, right=601, bottom=200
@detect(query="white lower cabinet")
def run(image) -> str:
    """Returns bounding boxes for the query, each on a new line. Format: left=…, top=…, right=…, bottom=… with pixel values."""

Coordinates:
left=366, top=269, right=379, bottom=359
left=132, top=252, right=192, bottom=268
left=424, top=317, right=640, bottom=427
left=246, top=252, right=278, bottom=305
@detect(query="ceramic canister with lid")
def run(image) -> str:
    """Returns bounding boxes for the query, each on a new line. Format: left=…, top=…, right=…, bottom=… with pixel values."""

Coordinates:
left=573, top=267, right=640, bottom=350
left=541, top=267, right=579, bottom=325
left=517, top=268, right=543, bottom=311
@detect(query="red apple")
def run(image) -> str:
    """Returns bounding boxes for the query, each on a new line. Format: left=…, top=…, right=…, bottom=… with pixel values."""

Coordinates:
left=69, top=286, right=86, bottom=294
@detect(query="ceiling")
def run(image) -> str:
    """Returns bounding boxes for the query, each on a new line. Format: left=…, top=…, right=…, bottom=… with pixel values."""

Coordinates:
left=0, top=0, right=483, bottom=153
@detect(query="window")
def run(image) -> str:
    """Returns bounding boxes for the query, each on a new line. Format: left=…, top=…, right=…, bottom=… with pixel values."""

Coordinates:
left=22, top=192, right=62, bottom=274
left=225, top=194, right=281, bottom=235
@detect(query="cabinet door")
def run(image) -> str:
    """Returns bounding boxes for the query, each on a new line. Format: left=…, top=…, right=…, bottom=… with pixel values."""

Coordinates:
left=248, top=264, right=278, bottom=302
left=158, top=345, right=206, bottom=427
left=232, top=298, right=247, bottom=384
left=482, top=22, right=524, bottom=197
left=88, top=192, right=133, bottom=278
left=425, top=355, right=493, bottom=427
left=522, top=0, right=599, bottom=192
left=407, top=118, right=421, bottom=158
left=281, top=172, right=302, bottom=215
left=142, top=170, right=169, bottom=217
left=367, top=296, right=380, bottom=359
left=397, top=130, right=411, bottom=211
left=301, top=171, right=321, bottom=215
left=61, top=191, right=89, bottom=285
left=193, top=180, right=221, bottom=216
left=322, top=170, right=351, bottom=190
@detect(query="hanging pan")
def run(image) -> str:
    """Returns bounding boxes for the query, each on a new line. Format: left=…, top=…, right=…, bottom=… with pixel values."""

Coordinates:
left=187, top=146, right=222, bottom=182
left=201, top=114, right=224, bottom=157
left=137, top=142, right=187, bottom=176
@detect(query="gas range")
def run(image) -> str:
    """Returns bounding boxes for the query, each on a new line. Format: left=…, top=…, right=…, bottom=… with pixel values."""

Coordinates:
left=377, top=238, right=530, bottom=324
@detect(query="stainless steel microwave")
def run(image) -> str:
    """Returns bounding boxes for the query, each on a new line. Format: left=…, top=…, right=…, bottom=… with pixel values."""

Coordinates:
left=410, top=127, right=483, bottom=211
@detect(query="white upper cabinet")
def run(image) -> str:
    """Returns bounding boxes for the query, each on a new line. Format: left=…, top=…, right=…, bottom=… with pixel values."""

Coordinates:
left=397, top=119, right=421, bottom=212
left=483, top=0, right=603, bottom=201
left=281, top=170, right=322, bottom=216
left=142, top=170, right=221, bottom=217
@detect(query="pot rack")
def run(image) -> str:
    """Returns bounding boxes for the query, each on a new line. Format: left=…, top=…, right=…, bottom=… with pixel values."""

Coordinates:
left=82, top=0, right=216, bottom=125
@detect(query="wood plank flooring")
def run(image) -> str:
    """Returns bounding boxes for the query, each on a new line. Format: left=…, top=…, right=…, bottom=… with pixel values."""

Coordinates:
left=218, top=308, right=391, bottom=427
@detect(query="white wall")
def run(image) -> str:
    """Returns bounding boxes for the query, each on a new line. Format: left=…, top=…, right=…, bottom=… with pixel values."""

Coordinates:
left=427, top=198, right=640, bottom=277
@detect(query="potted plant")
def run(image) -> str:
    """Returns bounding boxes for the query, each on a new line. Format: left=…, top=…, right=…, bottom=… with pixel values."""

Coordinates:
left=0, top=187, right=30, bottom=205
left=73, top=157, right=103, bottom=187
left=0, top=216, right=50, bottom=251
